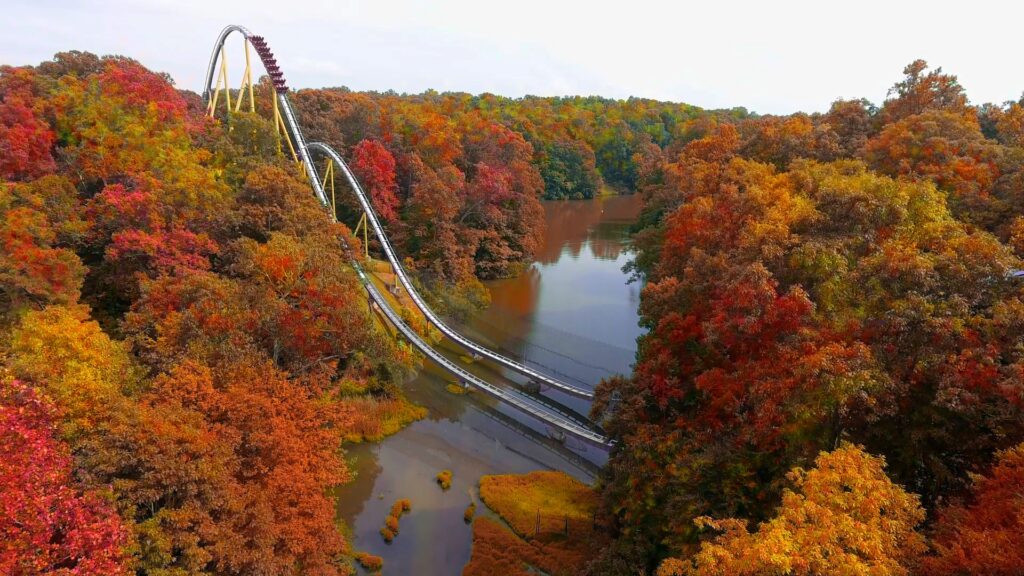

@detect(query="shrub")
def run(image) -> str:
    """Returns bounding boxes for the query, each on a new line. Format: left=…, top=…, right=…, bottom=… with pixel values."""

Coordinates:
left=380, top=498, right=411, bottom=542
left=354, top=552, right=383, bottom=572
left=338, top=396, right=427, bottom=443
left=467, top=471, right=608, bottom=575
left=463, top=515, right=599, bottom=576
left=437, top=469, right=453, bottom=490
left=391, top=498, right=412, bottom=517
left=445, top=383, right=468, bottom=395
left=465, top=502, right=477, bottom=523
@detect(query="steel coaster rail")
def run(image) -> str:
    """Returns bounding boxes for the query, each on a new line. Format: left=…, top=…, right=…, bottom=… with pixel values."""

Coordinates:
left=361, top=277, right=609, bottom=446
left=203, top=25, right=326, bottom=206
left=202, top=25, right=610, bottom=446
left=306, top=142, right=595, bottom=399
left=204, top=25, right=593, bottom=400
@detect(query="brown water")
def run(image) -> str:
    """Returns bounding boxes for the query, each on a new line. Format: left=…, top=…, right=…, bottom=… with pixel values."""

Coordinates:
left=335, top=194, right=644, bottom=575
left=459, top=194, right=644, bottom=414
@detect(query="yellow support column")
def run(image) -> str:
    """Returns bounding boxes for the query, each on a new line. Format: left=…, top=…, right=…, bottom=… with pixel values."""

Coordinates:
left=220, top=46, right=232, bottom=115
left=245, top=38, right=255, bottom=112
left=234, top=40, right=252, bottom=113
left=272, top=93, right=282, bottom=155
left=272, top=95, right=298, bottom=162
left=207, top=55, right=224, bottom=116
left=355, top=214, right=369, bottom=260
left=364, top=215, right=369, bottom=259
left=319, top=159, right=336, bottom=220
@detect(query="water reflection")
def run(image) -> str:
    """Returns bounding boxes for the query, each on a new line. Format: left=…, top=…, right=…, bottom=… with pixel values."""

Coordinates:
left=537, top=194, right=643, bottom=264
left=464, top=194, right=644, bottom=389
left=335, top=195, right=644, bottom=575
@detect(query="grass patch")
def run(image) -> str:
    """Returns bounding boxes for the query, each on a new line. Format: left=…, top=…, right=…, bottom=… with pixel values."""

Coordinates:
left=338, top=395, right=427, bottom=443
left=463, top=516, right=603, bottom=576
left=464, top=471, right=609, bottom=576
left=479, top=471, right=597, bottom=537
left=436, top=469, right=453, bottom=490
left=354, top=552, right=383, bottom=572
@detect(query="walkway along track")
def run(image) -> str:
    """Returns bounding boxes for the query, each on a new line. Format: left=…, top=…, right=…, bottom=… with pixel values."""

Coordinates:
left=203, top=25, right=610, bottom=448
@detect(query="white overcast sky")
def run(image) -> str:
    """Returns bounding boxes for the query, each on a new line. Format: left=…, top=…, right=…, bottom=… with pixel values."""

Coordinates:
left=2, top=0, right=1022, bottom=114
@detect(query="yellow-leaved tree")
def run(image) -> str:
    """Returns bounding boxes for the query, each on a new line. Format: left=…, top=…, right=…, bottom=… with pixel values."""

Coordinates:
left=9, top=305, right=140, bottom=439
left=659, top=443, right=926, bottom=576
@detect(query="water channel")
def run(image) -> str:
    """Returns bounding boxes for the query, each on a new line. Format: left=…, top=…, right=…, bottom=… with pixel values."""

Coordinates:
left=336, top=194, right=644, bottom=575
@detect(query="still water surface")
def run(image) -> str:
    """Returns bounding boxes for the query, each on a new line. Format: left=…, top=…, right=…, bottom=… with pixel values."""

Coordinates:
left=336, top=194, right=643, bottom=575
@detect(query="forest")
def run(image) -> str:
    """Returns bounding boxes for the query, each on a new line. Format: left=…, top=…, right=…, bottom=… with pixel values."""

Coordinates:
left=0, top=46, right=1022, bottom=575
left=590, top=60, right=1024, bottom=575
left=288, top=86, right=729, bottom=316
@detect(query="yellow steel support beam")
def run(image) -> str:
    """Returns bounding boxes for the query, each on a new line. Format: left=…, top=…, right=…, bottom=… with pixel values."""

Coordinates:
left=234, top=39, right=252, bottom=113
left=206, top=52, right=223, bottom=116
left=353, top=213, right=369, bottom=260
left=207, top=45, right=234, bottom=118
left=320, top=158, right=336, bottom=218
left=245, top=38, right=255, bottom=112
left=273, top=95, right=299, bottom=163
left=219, top=46, right=232, bottom=115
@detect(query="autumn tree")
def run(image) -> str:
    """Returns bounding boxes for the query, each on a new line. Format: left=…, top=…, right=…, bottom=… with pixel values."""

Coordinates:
left=921, top=443, right=1024, bottom=575
left=0, top=176, right=86, bottom=314
left=9, top=305, right=139, bottom=441
left=879, top=60, right=969, bottom=125
left=864, top=109, right=1003, bottom=228
left=221, top=164, right=334, bottom=242
left=0, top=379, right=129, bottom=576
left=665, top=444, right=926, bottom=576
left=402, top=160, right=474, bottom=282
left=538, top=139, right=602, bottom=199
left=290, top=88, right=381, bottom=152
left=817, top=98, right=876, bottom=158
left=0, top=66, right=56, bottom=181
left=350, top=138, right=400, bottom=222
left=52, top=57, right=227, bottom=213
left=738, top=113, right=833, bottom=168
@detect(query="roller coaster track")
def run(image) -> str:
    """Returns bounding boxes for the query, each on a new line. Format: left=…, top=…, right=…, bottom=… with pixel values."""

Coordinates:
left=203, top=25, right=610, bottom=448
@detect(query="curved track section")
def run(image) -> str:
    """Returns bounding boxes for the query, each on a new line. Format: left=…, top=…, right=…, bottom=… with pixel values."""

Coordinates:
left=362, top=276, right=608, bottom=446
left=306, top=142, right=594, bottom=399
left=203, top=25, right=608, bottom=447
left=203, top=26, right=326, bottom=207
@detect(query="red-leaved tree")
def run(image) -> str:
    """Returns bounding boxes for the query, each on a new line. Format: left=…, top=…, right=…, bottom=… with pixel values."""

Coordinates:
left=0, top=379, right=129, bottom=575
left=350, top=139, right=400, bottom=222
